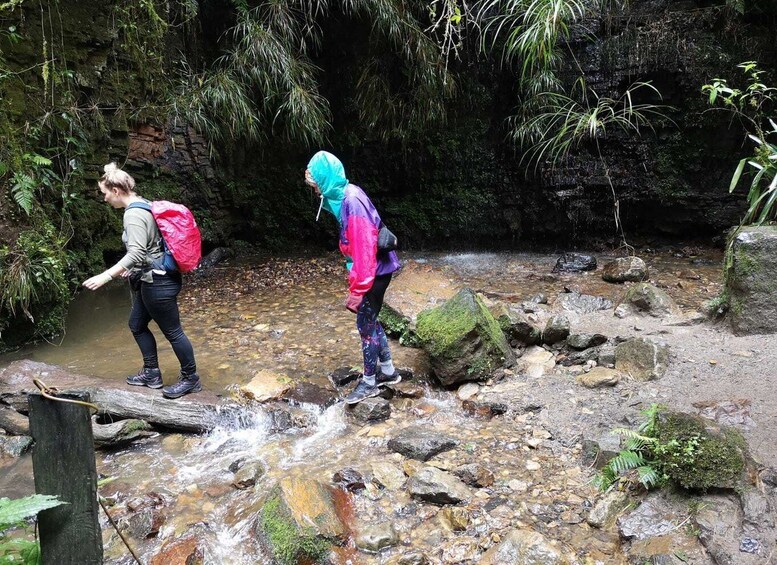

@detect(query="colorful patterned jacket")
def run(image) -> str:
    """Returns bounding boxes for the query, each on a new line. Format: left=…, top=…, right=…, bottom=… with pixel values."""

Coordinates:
left=307, top=151, right=400, bottom=297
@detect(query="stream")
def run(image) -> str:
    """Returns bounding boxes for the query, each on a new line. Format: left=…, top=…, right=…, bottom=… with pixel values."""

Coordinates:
left=0, top=247, right=724, bottom=563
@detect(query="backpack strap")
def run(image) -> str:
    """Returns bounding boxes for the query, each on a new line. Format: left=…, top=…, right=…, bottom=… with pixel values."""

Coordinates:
left=127, top=201, right=152, bottom=213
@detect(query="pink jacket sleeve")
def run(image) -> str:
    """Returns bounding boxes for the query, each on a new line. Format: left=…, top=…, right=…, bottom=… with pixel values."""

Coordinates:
left=345, top=215, right=379, bottom=297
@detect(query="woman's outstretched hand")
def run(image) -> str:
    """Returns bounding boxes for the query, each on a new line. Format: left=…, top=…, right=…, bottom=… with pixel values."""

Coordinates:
left=82, top=272, right=113, bottom=290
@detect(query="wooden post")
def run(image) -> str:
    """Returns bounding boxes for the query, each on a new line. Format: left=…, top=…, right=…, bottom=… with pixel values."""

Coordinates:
left=28, top=392, right=102, bottom=565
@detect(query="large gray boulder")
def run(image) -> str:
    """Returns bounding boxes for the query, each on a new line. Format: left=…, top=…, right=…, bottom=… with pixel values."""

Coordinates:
left=615, top=338, right=669, bottom=381
left=725, top=226, right=777, bottom=335
left=416, top=288, right=514, bottom=385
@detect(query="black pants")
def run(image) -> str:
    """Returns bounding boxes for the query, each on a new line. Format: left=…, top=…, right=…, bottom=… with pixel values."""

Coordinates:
left=128, top=273, right=197, bottom=375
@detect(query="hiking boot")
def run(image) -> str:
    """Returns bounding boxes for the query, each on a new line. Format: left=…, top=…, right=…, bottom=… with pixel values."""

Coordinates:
left=126, top=367, right=163, bottom=389
left=375, top=369, right=402, bottom=387
left=162, top=373, right=202, bottom=399
left=344, top=379, right=380, bottom=405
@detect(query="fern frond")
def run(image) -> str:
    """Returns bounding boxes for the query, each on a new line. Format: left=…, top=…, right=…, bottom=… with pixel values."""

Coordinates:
left=609, top=450, right=645, bottom=473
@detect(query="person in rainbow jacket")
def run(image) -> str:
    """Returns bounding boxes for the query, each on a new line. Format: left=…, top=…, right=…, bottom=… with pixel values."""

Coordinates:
left=305, top=151, right=402, bottom=404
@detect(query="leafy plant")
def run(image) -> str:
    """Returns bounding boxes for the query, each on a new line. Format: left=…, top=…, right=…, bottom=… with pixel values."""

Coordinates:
left=703, top=62, right=777, bottom=226
left=593, top=404, right=667, bottom=491
left=0, top=494, right=66, bottom=565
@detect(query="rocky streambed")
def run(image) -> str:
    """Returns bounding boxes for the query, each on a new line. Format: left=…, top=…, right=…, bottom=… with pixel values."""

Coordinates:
left=1, top=248, right=776, bottom=564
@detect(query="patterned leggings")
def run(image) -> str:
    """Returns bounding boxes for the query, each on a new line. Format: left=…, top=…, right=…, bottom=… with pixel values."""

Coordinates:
left=356, top=274, right=392, bottom=376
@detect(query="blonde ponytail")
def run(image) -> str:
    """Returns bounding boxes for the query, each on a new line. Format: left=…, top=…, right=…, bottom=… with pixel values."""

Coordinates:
left=99, top=162, right=135, bottom=194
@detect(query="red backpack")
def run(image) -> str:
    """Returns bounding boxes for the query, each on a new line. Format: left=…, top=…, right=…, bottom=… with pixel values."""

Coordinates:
left=128, top=200, right=202, bottom=273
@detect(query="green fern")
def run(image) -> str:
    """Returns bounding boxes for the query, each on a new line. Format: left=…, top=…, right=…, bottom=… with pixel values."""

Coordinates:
left=11, top=172, right=36, bottom=215
left=0, top=495, right=65, bottom=530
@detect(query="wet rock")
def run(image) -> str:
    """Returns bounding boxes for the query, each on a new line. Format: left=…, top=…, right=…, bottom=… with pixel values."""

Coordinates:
left=232, top=461, right=264, bottom=489
left=332, top=467, right=366, bottom=492
left=557, top=292, right=613, bottom=313
left=453, top=463, right=495, bottom=487
left=566, top=333, right=608, bottom=350
left=587, top=488, right=631, bottom=528
left=258, top=477, right=344, bottom=563
left=725, top=226, right=777, bottom=335
left=378, top=302, right=414, bottom=342
left=552, top=252, right=597, bottom=273
left=602, top=256, right=649, bottom=283
left=122, top=508, right=165, bottom=539
left=372, top=462, right=406, bottom=491
left=239, top=370, right=292, bottom=402
left=740, top=488, right=773, bottom=529
left=440, top=537, right=480, bottom=562
left=408, top=467, right=472, bottom=505
left=542, top=315, right=570, bottom=344
left=387, top=426, right=458, bottom=461
left=576, top=367, right=621, bottom=388
left=149, top=535, right=204, bottom=565
left=394, top=551, right=428, bottom=565
left=581, top=436, right=621, bottom=470
left=694, top=493, right=743, bottom=564
left=0, top=433, right=32, bottom=457
left=456, top=382, right=480, bottom=400
left=615, top=338, right=669, bottom=381
left=558, top=345, right=615, bottom=367
left=517, top=345, right=556, bottom=378
left=618, top=493, right=683, bottom=541
left=348, top=398, right=390, bottom=424
left=479, top=528, right=573, bottom=564
left=655, top=412, right=748, bottom=490
left=328, top=367, right=360, bottom=388
left=355, top=522, right=399, bottom=553
left=760, top=467, right=777, bottom=488
left=491, top=304, right=542, bottom=345
left=621, top=283, right=681, bottom=318
left=264, top=403, right=316, bottom=432
left=692, top=399, right=756, bottom=430
left=465, top=380, right=542, bottom=417
left=281, top=381, right=338, bottom=409
left=228, top=457, right=246, bottom=473
left=415, top=288, right=514, bottom=386
left=439, top=507, right=469, bottom=531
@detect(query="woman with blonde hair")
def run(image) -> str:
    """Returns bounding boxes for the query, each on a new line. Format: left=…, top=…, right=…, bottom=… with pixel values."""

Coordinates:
left=83, top=163, right=201, bottom=399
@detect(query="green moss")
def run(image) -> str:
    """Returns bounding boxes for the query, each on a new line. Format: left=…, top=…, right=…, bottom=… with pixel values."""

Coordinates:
left=377, top=304, right=410, bottom=338
left=655, top=412, right=746, bottom=491
left=416, top=288, right=509, bottom=376
left=260, top=493, right=330, bottom=565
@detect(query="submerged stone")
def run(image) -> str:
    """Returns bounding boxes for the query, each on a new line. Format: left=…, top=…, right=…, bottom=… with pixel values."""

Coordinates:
left=416, top=288, right=513, bottom=386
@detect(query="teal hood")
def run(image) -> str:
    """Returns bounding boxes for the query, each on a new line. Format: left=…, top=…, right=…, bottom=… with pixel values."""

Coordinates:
left=307, top=151, right=348, bottom=222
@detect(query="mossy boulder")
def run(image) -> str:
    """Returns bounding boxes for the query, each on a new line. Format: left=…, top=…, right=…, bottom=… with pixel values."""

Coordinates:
left=620, top=283, right=680, bottom=318
left=724, top=226, right=777, bottom=335
left=655, top=412, right=749, bottom=492
left=416, top=288, right=514, bottom=386
left=258, top=477, right=345, bottom=564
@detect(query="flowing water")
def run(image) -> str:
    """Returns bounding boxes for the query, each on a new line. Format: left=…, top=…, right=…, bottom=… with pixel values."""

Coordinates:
left=0, top=248, right=724, bottom=563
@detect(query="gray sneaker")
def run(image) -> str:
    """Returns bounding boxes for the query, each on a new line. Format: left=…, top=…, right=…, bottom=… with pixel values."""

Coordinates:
left=375, top=370, right=401, bottom=387
left=126, top=367, right=163, bottom=389
left=345, top=379, right=380, bottom=404
left=162, top=373, right=202, bottom=399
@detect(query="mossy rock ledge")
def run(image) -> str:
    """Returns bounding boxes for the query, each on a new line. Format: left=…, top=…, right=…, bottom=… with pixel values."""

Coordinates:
left=725, top=226, right=777, bottom=335
left=416, top=288, right=514, bottom=386
left=258, top=476, right=346, bottom=564
left=655, top=412, right=750, bottom=492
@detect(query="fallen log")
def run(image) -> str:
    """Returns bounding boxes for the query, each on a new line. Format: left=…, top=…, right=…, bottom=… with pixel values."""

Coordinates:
left=0, top=360, right=233, bottom=433
left=0, top=403, right=29, bottom=435
left=92, top=418, right=155, bottom=448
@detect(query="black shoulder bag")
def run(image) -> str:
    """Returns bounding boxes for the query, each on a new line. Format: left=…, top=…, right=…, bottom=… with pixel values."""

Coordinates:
left=378, top=224, right=398, bottom=252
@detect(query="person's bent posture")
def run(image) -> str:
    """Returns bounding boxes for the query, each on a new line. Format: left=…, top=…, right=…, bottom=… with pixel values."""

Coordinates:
left=305, top=151, right=401, bottom=404
left=83, top=163, right=202, bottom=399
